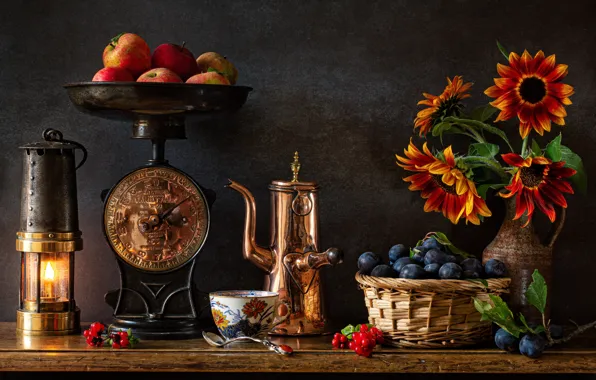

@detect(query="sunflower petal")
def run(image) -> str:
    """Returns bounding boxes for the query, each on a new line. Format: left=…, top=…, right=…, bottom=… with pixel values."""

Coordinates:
left=520, top=50, right=534, bottom=74
left=543, top=95, right=567, bottom=117
left=536, top=54, right=556, bottom=77
left=541, top=183, right=568, bottom=208
left=501, top=153, right=525, bottom=167
left=443, top=146, right=456, bottom=167
left=545, top=64, right=569, bottom=82
left=485, top=85, right=504, bottom=98
left=548, top=83, right=575, bottom=98
left=497, top=63, right=520, bottom=79
left=533, top=189, right=556, bottom=223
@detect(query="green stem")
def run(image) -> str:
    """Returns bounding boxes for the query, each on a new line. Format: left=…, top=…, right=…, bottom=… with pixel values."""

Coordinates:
left=461, top=125, right=486, bottom=143
left=521, top=137, right=529, bottom=157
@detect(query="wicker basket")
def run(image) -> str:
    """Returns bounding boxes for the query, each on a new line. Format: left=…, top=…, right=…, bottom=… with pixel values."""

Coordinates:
left=356, top=272, right=510, bottom=348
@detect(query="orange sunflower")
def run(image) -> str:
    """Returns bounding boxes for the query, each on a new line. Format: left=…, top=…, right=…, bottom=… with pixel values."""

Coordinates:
left=396, top=140, right=491, bottom=225
left=485, top=50, right=574, bottom=139
left=414, top=76, right=473, bottom=136
left=500, top=153, right=576, bottom=226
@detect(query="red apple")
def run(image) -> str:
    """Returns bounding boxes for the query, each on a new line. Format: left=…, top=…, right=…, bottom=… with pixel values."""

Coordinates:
left=186, top=72, right=230, bottom=85
left=103, top=33, right=151, bottom=78
left=92, top=67, right=134, bottom=82
left=196, top=52, right=238, bottom=84
left=137, top=68, right=183, bottom=83
left=151, top=43, right=198, bottom=80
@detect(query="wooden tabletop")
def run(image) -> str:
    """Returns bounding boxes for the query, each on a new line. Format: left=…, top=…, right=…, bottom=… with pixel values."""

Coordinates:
left=1, top=322, right=596, bottom=373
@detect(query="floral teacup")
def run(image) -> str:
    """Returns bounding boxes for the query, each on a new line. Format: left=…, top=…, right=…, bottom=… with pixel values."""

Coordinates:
left=209, top=290, right=290, bottom=339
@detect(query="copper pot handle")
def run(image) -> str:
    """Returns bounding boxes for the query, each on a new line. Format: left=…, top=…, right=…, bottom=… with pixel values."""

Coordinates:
left=545, top=207, right=566, bottom=248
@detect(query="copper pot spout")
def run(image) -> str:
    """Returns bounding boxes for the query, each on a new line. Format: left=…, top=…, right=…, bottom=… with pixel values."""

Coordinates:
left=225, top=179, right=273, bottom=272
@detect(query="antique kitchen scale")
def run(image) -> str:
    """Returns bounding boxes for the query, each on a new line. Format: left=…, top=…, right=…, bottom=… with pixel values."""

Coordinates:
left=65, top=82, right=252, bottom=339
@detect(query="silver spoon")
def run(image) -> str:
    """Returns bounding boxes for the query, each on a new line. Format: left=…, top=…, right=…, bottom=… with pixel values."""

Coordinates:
left=202, top=331, right=293, bottom=355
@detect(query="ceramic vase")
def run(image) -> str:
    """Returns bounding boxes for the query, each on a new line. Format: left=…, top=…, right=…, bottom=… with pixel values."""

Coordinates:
left=482, top=198, right=565, bottom=323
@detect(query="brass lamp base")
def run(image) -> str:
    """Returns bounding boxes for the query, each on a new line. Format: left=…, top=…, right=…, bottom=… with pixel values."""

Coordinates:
left=16, top=309, right=80, bottom=336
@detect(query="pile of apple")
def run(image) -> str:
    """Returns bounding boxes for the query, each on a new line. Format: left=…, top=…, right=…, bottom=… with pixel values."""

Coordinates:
left=91, top=33, right=237, bottom=85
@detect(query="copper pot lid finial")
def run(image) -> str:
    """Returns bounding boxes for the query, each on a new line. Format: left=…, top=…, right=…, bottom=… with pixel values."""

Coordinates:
left=290, top=151, right=301, bottom=182
left=270, top=151, right=318, bottom=191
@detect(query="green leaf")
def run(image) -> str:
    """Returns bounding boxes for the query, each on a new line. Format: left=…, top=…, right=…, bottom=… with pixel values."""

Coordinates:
left=545, top=133, right=562, bottom=162
left=531, top=139, right=542, bottom=156
left=341, top=324, right=356, bottom=339
left=469, top=143, right=500, bottom=158
left=474, top=295, right=526, bottom=338
left=431, top=121, right=465, bottom=144
left=476, top=183, right=506, bottom=199
left=443, top=116, right=514, bottom=152
left=525, top=269, right=547, bottom=314
left=431, top=232, right=473, bottom=258
left=467, top=104, right=499, bottom=122
left=496, top=40, right=510, bottom=60
left=560, top=145, right=588, bottom=195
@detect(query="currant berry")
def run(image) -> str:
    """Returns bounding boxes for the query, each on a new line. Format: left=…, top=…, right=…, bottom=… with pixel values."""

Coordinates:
left=331, top=338, right=339, bottom=348
left=348, top=340, right=356, bottom=350
left=339, top=334, right=347, bottom=343
left=361, top=338, right=372, bottom=349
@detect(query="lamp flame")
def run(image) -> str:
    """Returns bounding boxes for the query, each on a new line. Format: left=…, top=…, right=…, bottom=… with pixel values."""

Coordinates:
left=44, top=262, right=55, bottom=281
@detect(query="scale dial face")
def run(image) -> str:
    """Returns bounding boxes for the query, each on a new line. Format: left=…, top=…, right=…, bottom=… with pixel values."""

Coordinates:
left=104, top=166, right=209, bottom=272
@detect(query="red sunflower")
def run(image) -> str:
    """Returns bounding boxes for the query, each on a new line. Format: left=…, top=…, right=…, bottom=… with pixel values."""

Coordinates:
left=500, top=153, right=576, bottom=226
left=414, top=76, right=473, bottom=136
left=396, top=140, right=491, bottom=225
left=485, top=50, right=574, bottom=139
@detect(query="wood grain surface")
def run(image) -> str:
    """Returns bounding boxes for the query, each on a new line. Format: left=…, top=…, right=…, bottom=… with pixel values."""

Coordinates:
left=1, top=323, right=596, bottom=373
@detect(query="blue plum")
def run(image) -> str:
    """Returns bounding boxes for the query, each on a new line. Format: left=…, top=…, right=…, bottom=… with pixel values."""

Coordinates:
left=358, top=252, right=383, bottom=275
left=485, top=259, right=508, bottom=278
left=424, top=263, right=441, bottom=278
left=438, top=262, right=463, bottom=279
left=519, top=334, right=546, bottom=358
left=399, top=264, right=425, bottom=279
left=412, top=251, right=426, bottom=265
left=445, top=254, right=458, bottom=263
left=392, top=257, right=414, bottom=273
left=494, top=328, right=519, bottom=352
left=421, top=237, right=442, bottom=251
left=371, top=264, right=398, bottom=278
left=424, top=249, right=448, bottom=266
left=461, top=258, right=484, bottom=277
left=388, top=244, right=408, bottom=262
left=463, top=270, right=480, bottom=279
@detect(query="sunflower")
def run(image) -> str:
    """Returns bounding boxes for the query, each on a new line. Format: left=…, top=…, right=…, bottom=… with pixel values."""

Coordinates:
left=414, top=76, right=473, bottom=136
left=396, top=140, right=491, bottom=225
left=500, top=153, right=576, bottom=226
left=485, top=50, right=574, bottom=139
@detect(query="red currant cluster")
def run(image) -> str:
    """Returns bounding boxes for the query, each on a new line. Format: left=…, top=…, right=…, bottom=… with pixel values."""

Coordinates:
left=109, top=331, right=131, bottom=349
left=83, top=322, right=105, bottom=347
left=82, top=322, right=139, bottom=349
left=331, top=324, right=384, bottom=357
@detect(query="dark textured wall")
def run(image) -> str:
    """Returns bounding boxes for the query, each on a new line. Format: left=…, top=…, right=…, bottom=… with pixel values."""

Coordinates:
left=0, top=0, right=595, bottom=328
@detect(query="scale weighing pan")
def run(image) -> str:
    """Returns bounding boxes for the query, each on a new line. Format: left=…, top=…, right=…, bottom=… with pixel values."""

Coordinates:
left=64, top=82, right=252, bottom=119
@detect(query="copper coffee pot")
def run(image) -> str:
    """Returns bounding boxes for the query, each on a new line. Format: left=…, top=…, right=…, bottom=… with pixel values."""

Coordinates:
left=227, top=152, right=342, bottom=335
